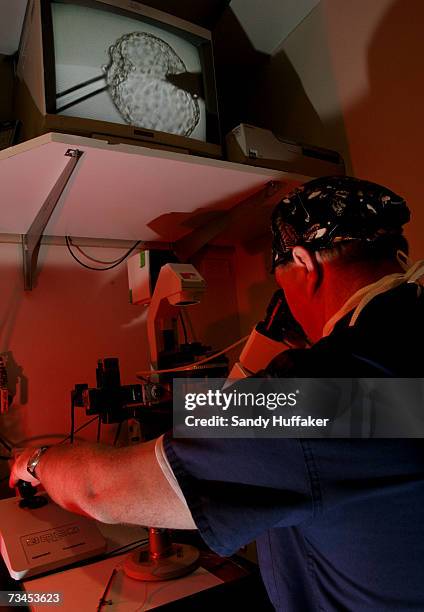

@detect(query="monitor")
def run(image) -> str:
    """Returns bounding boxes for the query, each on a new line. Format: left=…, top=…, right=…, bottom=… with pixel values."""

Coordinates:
left=17, top=0, right=222, bottom=157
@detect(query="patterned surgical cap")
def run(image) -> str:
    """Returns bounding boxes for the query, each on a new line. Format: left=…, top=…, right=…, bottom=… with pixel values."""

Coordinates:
left=271, top=176, right=410, bottom=270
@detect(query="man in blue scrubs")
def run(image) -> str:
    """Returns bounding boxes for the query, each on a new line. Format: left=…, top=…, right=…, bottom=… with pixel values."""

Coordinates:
left=163, top=177, right=424, bottom=611
left=10, top=177, right=424, bottom=611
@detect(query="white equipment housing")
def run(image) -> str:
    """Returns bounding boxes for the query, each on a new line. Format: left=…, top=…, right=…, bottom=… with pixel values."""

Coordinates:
left=0, top=494, right=106, bottom=580
left=226, top=123, right=345, bottom=177
left=228, top=328, right=289, bottom=381
left=147, top=263, right=206, bottom=369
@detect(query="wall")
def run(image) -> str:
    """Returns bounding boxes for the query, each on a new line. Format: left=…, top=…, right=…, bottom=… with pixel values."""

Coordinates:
left=233, top=0, right=424, bottom=331
left=0, top=243, right=149, bottom=493
left=321, top=0, right=424, bottom=260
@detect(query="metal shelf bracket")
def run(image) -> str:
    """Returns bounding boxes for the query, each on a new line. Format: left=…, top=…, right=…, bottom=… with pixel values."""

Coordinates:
left=21, top=148, right=84, bottom=290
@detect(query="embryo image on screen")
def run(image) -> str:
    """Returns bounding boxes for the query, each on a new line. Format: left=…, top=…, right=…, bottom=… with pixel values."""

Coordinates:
left=52, top=3, right=205, bottom=140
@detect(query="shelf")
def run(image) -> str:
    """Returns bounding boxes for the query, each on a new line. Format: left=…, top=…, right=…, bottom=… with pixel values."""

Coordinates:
left=0, top=132, right=313, bottom=288
left=0, top=133, right=311, bottom=242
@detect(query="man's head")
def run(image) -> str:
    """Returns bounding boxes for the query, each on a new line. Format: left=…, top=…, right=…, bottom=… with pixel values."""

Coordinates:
left=271, top=176, right=410, bottom=341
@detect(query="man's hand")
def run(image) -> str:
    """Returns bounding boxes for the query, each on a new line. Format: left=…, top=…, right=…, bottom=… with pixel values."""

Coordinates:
left=9, top=448, right=41, bottom=488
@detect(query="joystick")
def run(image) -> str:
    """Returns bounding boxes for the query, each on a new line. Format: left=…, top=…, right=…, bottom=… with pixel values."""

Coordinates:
left=16, top=480, right=48, bottom=509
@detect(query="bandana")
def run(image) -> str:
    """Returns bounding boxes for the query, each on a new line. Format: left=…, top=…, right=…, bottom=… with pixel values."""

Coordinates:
left=271, top=176, right=410, bottom=270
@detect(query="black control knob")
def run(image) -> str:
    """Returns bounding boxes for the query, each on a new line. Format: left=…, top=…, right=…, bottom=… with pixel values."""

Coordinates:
left=17, top=479, right=48, bottom=509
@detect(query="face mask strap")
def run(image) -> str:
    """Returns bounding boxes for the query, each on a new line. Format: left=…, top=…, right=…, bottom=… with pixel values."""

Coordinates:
left=396, top=249, right=412, bottom=271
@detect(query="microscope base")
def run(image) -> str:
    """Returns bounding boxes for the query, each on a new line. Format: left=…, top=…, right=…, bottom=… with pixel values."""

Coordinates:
left=0, top=494, right=106, bottom=580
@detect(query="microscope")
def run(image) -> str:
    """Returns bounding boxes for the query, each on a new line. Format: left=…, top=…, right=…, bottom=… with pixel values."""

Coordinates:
left=71, top=262, right=222, bottom=581
left=229, top=289, right=308, bottom=379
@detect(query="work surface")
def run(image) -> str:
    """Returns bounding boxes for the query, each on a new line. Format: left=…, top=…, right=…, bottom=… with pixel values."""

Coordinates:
left=23, top=554, right=222, bottom=611
left=0, top=522, right=273, bottom=612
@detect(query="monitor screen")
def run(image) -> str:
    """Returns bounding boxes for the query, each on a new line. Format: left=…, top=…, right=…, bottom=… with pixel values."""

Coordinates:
left=48, top=1, right=218, bottom=143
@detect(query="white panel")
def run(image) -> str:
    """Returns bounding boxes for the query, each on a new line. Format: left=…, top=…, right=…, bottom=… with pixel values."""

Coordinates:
left=0, top=0, right=28, bottom=55
left=0, top=133, right=291, bottom=241
left=230, top=0, right=319, bottom=54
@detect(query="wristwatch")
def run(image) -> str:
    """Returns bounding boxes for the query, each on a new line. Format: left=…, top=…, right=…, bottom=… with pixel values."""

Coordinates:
left=27, top=446, right=50, bottom=480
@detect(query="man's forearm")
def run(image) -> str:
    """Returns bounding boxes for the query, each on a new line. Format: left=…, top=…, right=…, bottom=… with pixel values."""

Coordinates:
left=30, top=440, right=196, bottom=530
left=36, top=442, right=117, bottom=523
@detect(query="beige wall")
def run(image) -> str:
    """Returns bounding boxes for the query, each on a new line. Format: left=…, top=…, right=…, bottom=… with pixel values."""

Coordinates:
left=321, top=0, right=424, bottom=260
left=235, top=0, right=424, bottom=331
left=0, top=244, right=149, bottom=456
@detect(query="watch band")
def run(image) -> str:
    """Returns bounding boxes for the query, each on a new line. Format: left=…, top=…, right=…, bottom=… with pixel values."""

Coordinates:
left=27, top=446, right=50, bottom=480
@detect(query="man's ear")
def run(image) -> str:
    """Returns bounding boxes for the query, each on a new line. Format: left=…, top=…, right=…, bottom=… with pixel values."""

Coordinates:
left=292, top=246, right=321, bottom=294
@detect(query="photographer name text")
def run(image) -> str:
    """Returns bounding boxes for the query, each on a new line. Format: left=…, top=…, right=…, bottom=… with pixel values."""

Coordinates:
left=184, top=415, right=330, bottom=429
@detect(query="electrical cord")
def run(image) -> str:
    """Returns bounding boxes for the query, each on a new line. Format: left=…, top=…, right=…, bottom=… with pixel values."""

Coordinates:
left=0, top=435, right=12, bottom=453
left=97, top=567, right=117, bottom=612
left=22, top=537, right=149, bottom=583
left=97, top=417, right=102, bottom=443
left=107, top=537, right=149, bottom=557
left=0, top=416, right=103, bottom=483
left=70, top=397, right=75, bottom=444
left=65, top=236, right=141, bottom=271
left=136, top=335, right=249, bottom=377
left=113, top=421, right=123, bottom=446
left=184, top=310, right=197, bottom=342
left=59, top=416, right=100, bottom=445
left=69, top=236, right=137, bottom=265
left=179, top=312, right=189, bottom=343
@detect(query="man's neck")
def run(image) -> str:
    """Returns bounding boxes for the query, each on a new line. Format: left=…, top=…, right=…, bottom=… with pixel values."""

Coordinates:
left=313, top=260, right=404, bottom=342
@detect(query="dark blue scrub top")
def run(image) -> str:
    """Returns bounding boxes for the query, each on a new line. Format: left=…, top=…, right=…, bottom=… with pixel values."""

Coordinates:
left=164, top=284, right=424, bottom=611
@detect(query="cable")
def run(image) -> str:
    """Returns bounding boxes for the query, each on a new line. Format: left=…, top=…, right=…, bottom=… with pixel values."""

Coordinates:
left=59, top=416, right=99, bottom=445
left=70, top=397, right=75, bottom=444
left=69, top=236, right=137, bottom=265
left=0, top=435, right=12, bottom=453
left=21, top=537, right=149, bottom=583
left=97, top=417, right=102, bottom=443
left=66, top=235, right=141, bottom=270
left=136, top=335, right=249, bottom=377
left=72, top=245, right=127, bottom=265
left=107, top=537, right=148, bottom=557
left=113, top=421, right=123, bottom=446
left=97, top=567, right=117, bottom=611
left=179, top=312, right=188, bottom=344
left=1, top=416, right=99, bottom=484
left=65, top=236, right=141, bottom=271
left=184, top=310, right=197, bottom=342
